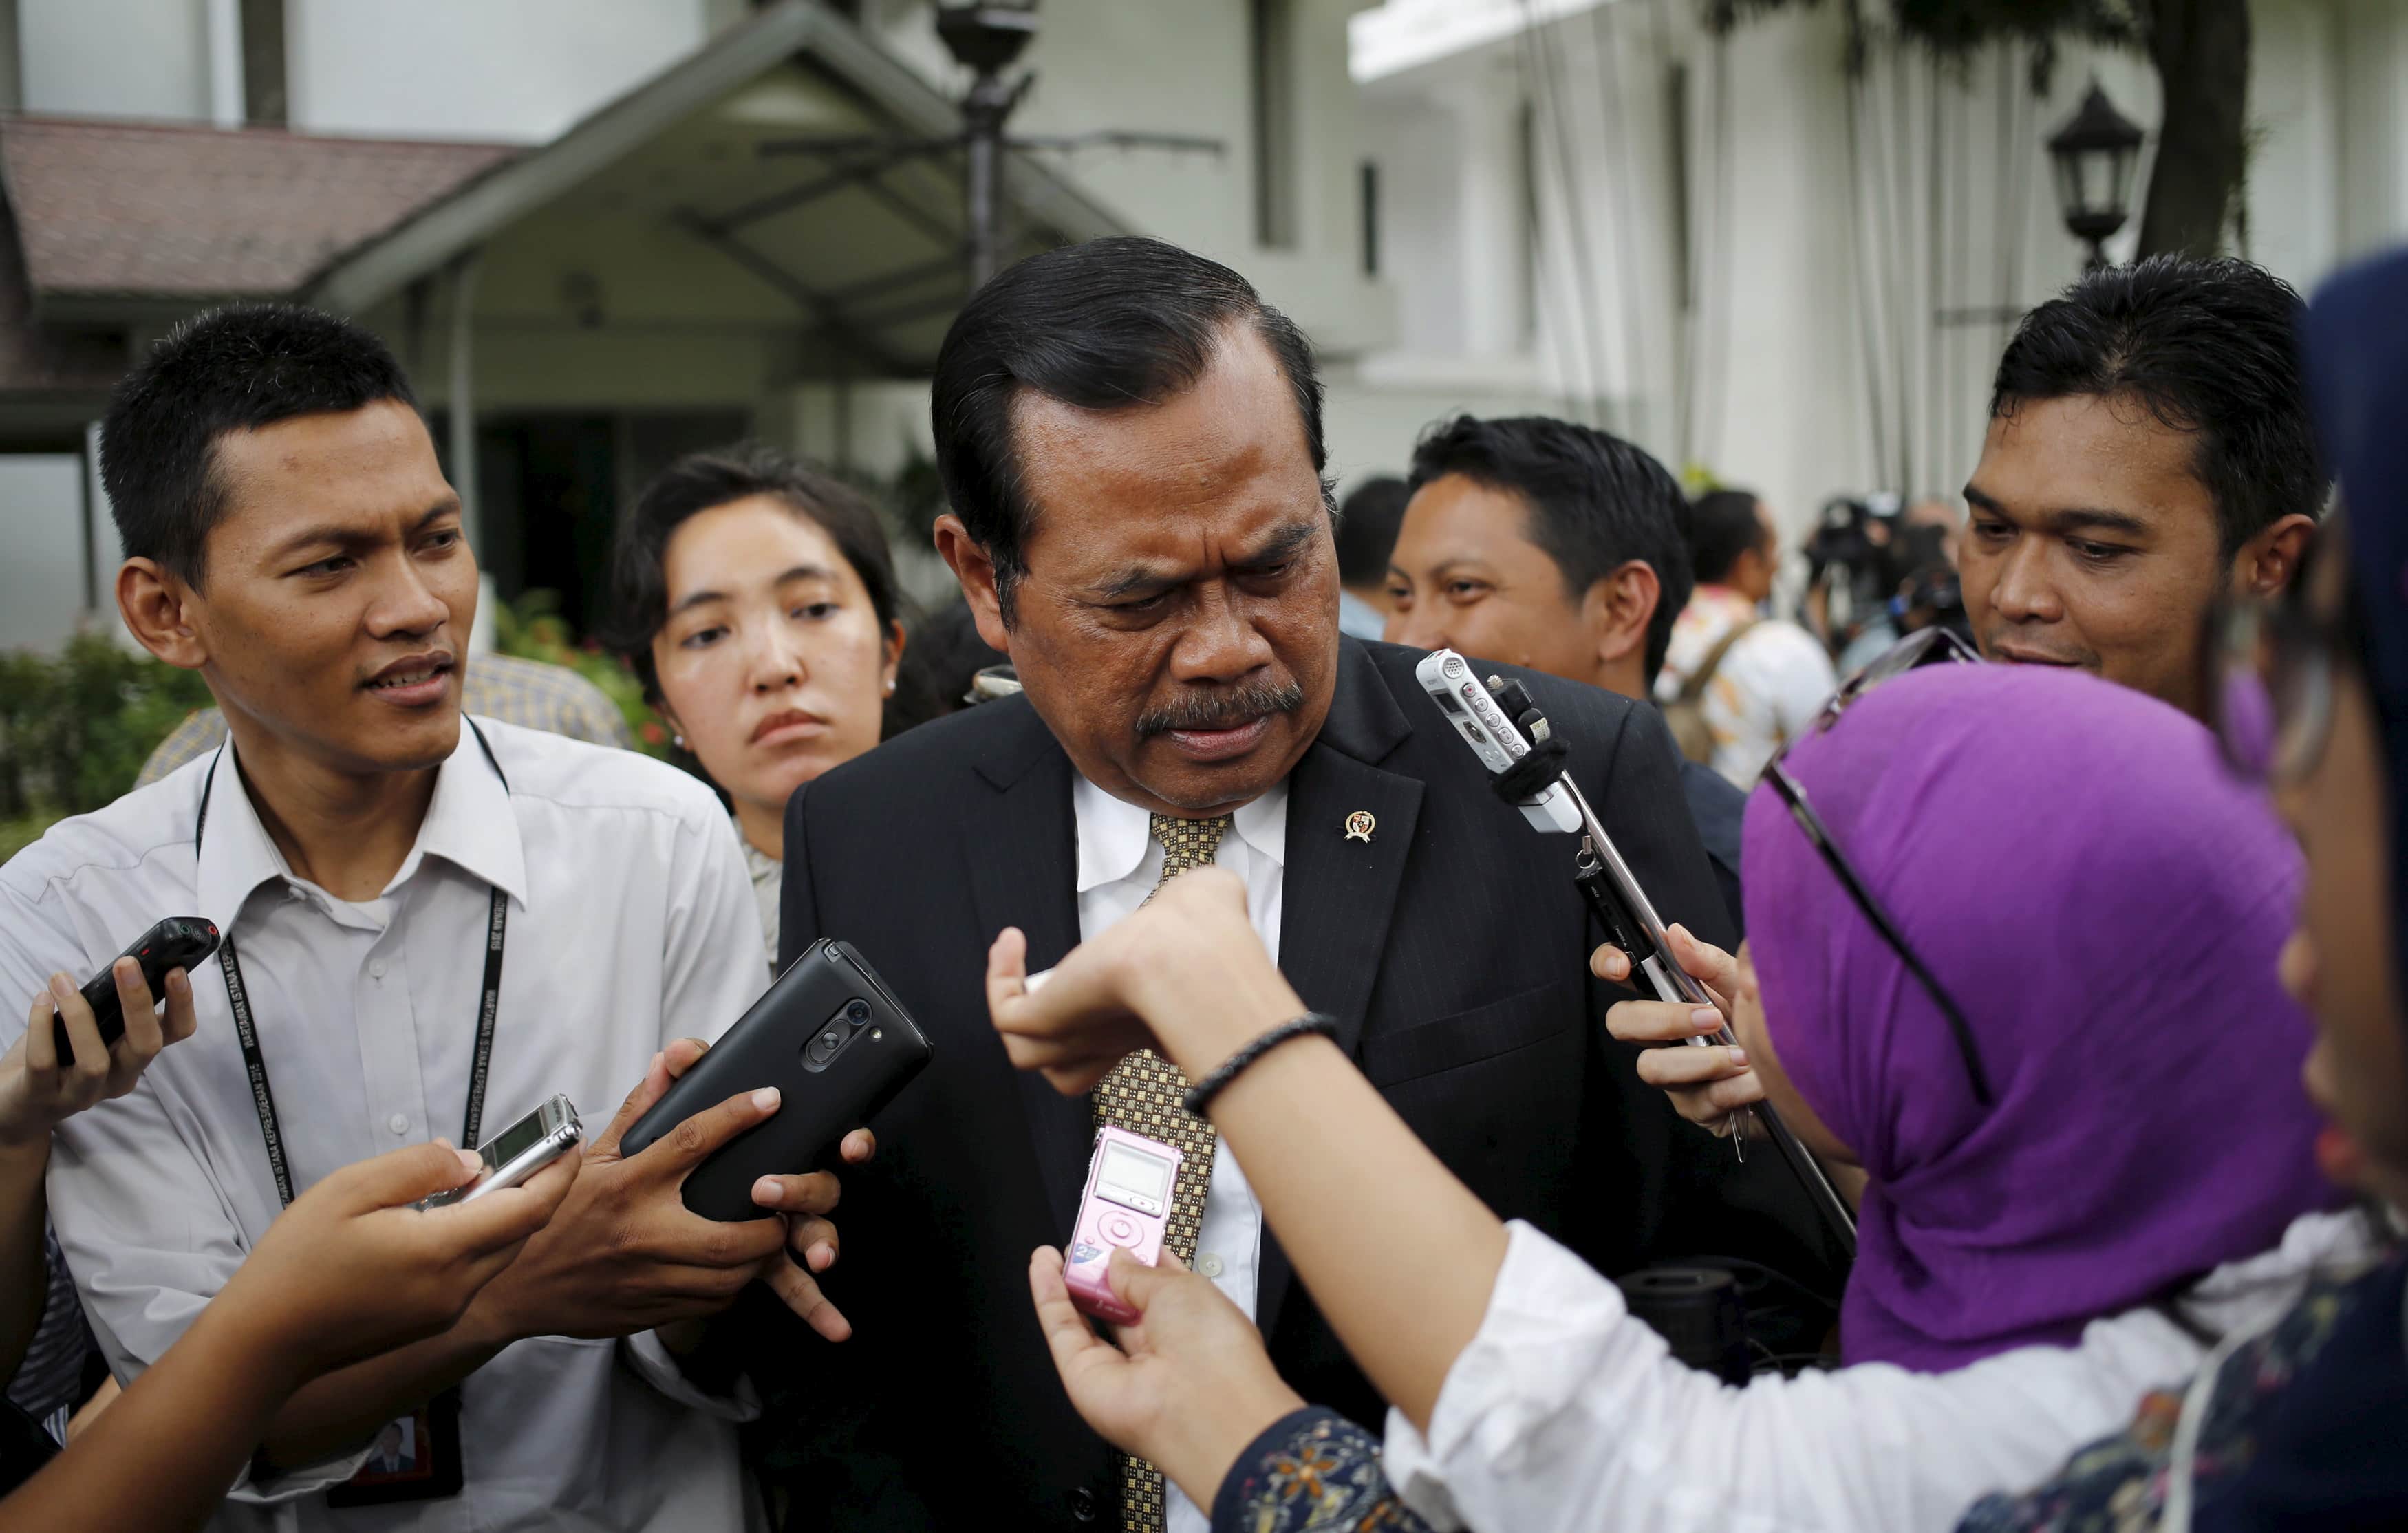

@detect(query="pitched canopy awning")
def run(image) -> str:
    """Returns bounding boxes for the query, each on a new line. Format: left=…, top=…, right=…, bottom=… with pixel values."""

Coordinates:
left=304, top=0, right=1132, bottom=377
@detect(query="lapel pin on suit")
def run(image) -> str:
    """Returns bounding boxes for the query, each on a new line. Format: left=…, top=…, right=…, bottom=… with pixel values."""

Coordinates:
left=1344, top=810, right=1376, bottom=843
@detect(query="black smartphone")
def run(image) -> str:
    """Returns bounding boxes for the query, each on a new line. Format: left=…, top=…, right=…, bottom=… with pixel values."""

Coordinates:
left=621, top=939, right=934, bottom=1221
left=55, top=916, right=221, bottom=1064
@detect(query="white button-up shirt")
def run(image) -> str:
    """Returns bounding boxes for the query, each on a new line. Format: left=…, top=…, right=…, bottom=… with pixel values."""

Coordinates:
left=1072, top=773, right=1284, bottom=1533
left=0, top=719, right=773, bottom=1533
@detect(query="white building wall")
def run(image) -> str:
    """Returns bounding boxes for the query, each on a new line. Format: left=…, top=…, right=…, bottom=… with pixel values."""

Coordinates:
left=286, top=0, right=711, bottom=142
left=1703, top=6, right=1871, bottom=523
left=857, top=0, right=1388, bottom=355
left=2334, top=0, right=2408, bottom=262
left=18, top=0, right=210, bottom=120
left=1337, top=0, right=2408, bottom=546
left=1362, top=94, right=1468, bottom=357
left=2250, top=0, right=2341, bottom=281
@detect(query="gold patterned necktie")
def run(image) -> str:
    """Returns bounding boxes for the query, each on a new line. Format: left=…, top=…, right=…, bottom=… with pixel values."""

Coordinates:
left=1092, top=812, right=1231, bottom=1533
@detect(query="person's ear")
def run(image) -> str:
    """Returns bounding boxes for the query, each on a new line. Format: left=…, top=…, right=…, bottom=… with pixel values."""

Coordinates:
left=651, top=697, right=687, bottom=745
left=934, top=514, right=1011, bottom=654
left=881, top=618, right=907, bottom=693
left=116, top=558, right=208, bottom=670
left=1584, top=561, right=1659, bottom=669
left=2233, top=513, right=2319, bottom=599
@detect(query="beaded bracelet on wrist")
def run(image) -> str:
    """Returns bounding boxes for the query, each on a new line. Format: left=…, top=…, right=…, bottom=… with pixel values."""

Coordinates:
left=1183, top=1011, right=1340, bottom=1117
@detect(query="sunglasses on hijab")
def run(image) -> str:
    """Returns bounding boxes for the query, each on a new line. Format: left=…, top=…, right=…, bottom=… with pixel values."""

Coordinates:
left=1761, top=626, right=1995, bottom=1106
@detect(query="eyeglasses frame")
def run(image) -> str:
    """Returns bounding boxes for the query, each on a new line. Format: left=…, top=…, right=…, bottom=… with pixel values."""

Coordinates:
left=1759, top=627, right=1997, bottom=1108
left=2202, top=523, right=2363, bottom=789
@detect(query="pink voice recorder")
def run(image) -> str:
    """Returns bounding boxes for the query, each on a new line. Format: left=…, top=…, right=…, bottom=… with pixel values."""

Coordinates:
left=1064, top=1126, right=1183, bottom=1326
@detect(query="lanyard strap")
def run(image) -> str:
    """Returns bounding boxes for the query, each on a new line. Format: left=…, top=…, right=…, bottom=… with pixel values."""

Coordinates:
left=196, top=721, right=512, bottom=1208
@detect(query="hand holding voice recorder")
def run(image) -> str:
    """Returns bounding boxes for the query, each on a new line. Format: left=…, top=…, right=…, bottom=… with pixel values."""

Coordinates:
left=1064, top=1126, right=1182, bottom=1326
left=55, top=916, right=221, bottom=1064
left=415, top=1094, right=582, bottom=1210
left=620, top=939, right=934, bottom=1221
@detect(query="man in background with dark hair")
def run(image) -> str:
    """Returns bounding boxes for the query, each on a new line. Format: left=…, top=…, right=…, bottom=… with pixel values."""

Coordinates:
left=1332, top=475, right=1408, bottom=641
left=760, top=236, right=1838, bottom=1532
left=1965, top=255, right=2321, bottom=715
left=1383, top=414, right=1745, bottom=928
left=0, top=304, right=866, bottom=1532
left=1657, top=489, right=1838, bottom=789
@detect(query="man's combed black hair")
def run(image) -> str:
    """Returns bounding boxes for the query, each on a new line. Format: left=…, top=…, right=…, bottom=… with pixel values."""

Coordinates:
left=1407, top=416, right=1695, bottom=685
left=98, top=303, right=420, bottom=587
left=601, top=443, right=903, bottom=713
left=1335, top=475, right=1410, bottom=589
left=929, top=235, right=1327, bottom=619
left=1991, top=255, right=2327, bottom=557
left=1688, top=489, right=1767, bottom=588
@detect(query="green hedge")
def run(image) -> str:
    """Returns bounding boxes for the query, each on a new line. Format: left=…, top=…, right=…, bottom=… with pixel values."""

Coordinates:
left=0, top=593, right=666, bottom=864
left=0, top=633, right=214, bottom=855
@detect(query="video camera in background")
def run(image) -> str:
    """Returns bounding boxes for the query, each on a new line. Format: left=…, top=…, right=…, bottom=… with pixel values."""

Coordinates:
left=1803, top=494, right=1970, bottom=661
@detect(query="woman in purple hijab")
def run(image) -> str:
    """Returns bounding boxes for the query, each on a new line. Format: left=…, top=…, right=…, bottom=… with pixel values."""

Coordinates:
left=1741, top=661, right=2336, bottom=1372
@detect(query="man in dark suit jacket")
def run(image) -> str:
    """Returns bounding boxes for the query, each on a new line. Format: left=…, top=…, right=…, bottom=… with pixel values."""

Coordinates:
left=749, top=238, right=1840, bottom=1531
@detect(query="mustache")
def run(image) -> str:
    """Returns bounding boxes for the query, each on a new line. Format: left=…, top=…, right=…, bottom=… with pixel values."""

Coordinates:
left=1135, top=680, right=1305, bottom=738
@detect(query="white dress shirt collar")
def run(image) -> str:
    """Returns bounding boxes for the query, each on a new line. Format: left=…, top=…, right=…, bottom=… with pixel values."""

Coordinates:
left=1071, top=774, right=1289, bottom=894
left=196, top=720, right=530, bottom=934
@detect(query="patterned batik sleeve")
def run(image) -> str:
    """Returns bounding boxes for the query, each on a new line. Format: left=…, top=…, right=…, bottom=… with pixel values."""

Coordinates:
left=1212, top=1406, right=1434, bottom=1533
left=1953, top=1269, right=2373, bottom=1533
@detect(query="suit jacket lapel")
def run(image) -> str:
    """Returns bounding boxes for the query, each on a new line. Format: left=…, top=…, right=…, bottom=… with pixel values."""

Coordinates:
left=1278, top=639, right=1421, bottom=1055
left=1256, top=639, right=1423, bottom=1336
left=967, top=643, right=1427, bottom=1320
left=967, top=703, right=1093, bottom=1236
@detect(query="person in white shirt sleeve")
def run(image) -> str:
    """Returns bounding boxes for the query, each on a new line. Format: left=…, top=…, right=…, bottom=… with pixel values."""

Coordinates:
left=1656, top=490, right=1838, bottom=789
left=0, top=303, right=872, bottom=1532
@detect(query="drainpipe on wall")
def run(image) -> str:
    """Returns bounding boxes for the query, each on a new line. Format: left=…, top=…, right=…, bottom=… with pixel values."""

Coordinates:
left=206, top=0, right=244, bottom=129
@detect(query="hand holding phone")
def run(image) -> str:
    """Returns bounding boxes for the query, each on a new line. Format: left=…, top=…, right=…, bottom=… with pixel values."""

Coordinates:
left=54, top=917, right=219, bottom=1065
left=620, top=941, right=932, bottom=1222
left=1064, top=1127, right=1181, bottom=1325
left=4, top=952, right=202, bottom=1147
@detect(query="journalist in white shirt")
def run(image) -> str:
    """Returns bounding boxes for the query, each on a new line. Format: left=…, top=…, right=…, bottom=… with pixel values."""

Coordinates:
left=0, top=304, right=863, bottom=1532
left=1, top=722, right=771, bottom=1531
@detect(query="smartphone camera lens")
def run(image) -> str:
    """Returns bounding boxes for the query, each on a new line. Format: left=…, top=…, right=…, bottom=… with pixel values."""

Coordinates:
left=846, top=1000, right=871, bottom=1026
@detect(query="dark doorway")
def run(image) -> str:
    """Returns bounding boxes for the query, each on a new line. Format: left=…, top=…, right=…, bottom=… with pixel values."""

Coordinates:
left=434, top=410, right=749, bottom=638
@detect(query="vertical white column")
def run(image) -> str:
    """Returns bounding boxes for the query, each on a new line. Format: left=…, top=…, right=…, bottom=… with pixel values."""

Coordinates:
left=206, top=0, right=244, bottom=127
left=2337, top=0, right=2408, bottom=260
left=1434, top=65, right=1531, bottom=360
left=447, top=250, right=484, bottom=555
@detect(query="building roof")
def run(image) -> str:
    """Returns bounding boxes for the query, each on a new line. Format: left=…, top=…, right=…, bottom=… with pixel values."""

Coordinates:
left=0, top=0, right=1138, bottom=400
left=0, top=117, right=518, bottom=302
left=303, top=0, right=1132, bottom=373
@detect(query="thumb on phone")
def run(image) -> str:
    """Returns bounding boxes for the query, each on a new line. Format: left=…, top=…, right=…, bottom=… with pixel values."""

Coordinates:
left=333, top=1141, right=484, bottom=1213
left=419, top=1147, right=581, bottom=1261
